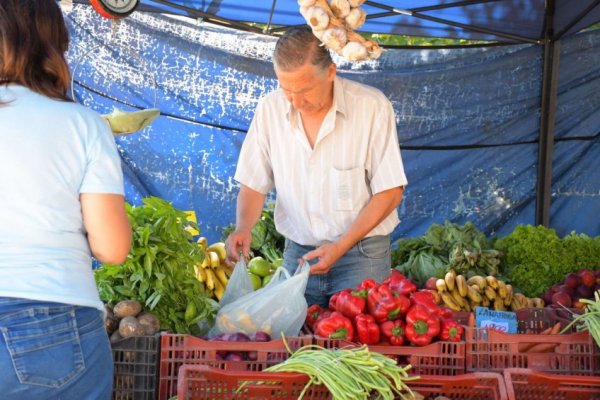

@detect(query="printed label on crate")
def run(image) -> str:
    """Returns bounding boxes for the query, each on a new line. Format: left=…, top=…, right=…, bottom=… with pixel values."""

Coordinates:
left=475, top=306, right=517, bottom=333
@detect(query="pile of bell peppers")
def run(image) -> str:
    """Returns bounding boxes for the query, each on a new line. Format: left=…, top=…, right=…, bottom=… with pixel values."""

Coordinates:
left=306, top=270, right=464, bottom=346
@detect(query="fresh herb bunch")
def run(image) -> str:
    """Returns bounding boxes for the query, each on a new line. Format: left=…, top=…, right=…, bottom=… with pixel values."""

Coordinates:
left=495, top=225, right=600, bottom=297
left=95, top=196, right=218, bottom=334
left=222, top=204, right=284, bottom=264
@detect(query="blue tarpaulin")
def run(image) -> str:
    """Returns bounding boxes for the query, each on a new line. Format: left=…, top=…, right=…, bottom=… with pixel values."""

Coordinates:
left=64, top=4, right=600, bottom=243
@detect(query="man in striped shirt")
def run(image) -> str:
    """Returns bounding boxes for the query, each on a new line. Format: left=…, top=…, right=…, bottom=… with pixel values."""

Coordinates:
left=226, top=26, right=408, bottom=308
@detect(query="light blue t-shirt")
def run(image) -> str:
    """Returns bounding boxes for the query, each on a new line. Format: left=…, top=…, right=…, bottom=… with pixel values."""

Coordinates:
left=0, top=85, right=124, bottom=311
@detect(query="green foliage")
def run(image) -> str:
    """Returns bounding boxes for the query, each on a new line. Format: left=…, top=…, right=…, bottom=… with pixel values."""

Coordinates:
left=495, top=225, right=600, bottom=297
left=95, top=197, right=218, bottom=335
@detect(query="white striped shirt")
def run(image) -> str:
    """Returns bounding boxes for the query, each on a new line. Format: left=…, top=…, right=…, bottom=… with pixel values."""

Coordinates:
left=234, top=76, right=408, bottom=246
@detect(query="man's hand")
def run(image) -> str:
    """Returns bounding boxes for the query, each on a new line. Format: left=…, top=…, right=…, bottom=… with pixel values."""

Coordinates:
left=225, top=229, right=252, bottom=267
left=301, top=242, right=345, bottom=275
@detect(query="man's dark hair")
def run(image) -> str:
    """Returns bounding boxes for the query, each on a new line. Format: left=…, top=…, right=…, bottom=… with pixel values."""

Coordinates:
left=273, top=25, right=333, bottom=73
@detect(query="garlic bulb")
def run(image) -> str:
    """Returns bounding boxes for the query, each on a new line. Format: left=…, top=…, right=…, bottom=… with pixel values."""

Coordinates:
left=298, top=0, right=316, bottom=7
left=348, top=0, right=366, bottom=7
left=345, top=7, right=366, bottom=29
left=341, top=41, right=368, bottom=61
left=312, top=28, right=326, bottom=41
left=321, top=27, right=347, bottom=51
left=329, top=0, right=350, bottom=18
left=367, top=45, right=383, bottom=60
left=305, top=6, right=329, bottom=31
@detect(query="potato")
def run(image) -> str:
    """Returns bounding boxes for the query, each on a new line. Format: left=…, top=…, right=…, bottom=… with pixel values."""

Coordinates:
left=113, top=300, right=142, bottom=319
left=118, top=316, right=146, bottom=338
left=137, top=312, right=161, bottom=335
left=104, top=304, right=119, bottom=335
left=110, top=330, right=123, bottom=344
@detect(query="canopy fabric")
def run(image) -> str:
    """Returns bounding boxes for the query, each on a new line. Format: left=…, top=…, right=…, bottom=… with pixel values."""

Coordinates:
left=64, top=5, right=600, bottom=244
left=76, top=0, right=600, bottom=44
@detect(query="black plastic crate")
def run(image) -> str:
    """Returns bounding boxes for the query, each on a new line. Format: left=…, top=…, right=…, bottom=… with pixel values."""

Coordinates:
left=112, top=334, right=160, bottom=400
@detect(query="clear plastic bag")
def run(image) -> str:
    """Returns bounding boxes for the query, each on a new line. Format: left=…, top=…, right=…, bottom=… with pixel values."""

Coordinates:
left=218, top=259, right=254, bottom=308
left=209, top=262, right=310, bottom=339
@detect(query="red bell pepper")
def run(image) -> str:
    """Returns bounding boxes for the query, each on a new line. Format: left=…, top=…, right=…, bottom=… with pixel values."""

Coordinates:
left=354, top=313, right=380, bottom=345
left=405, top=304, right=441, bottom=346
left=389, top=278, right=417, bottom=297
left=379, top=319, right=405, bottom=346
left=382, top=269, right=405, bottom=284
left=305, top=304, right=325, bottom=331
left=314, top=312, right=354, bottom=340
left=329, top=289, right=350, bottom=311
left=336, top=289, right=367, bottom=319
left=367, top=284, right=410, bottom=323
left=439, top=318, right=464, bottom=342
left=356, top=278, right=378, bottom=291
left=409, top=290, right=437, bottom=308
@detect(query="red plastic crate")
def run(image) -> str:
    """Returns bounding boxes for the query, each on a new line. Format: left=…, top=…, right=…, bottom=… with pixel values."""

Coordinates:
left=158, top=333, right=313, bottom=400
left=408, top=372, right=508, bottom=400
left=177, top=365, right=330, bottom=400
left=504, top=368, right=600, bottom=400
left=314, top=337, right=466, bottom=376
left=466, top=307, right=599, bottom=375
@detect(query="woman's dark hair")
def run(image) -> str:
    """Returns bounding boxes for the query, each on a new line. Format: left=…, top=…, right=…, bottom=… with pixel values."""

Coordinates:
left=0, top=0, right=71, bottom=101
left=273, top=25, right=333, bottom=74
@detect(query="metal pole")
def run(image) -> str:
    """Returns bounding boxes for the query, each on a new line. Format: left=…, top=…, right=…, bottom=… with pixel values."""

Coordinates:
left=535, top=0, right=560, bottom=227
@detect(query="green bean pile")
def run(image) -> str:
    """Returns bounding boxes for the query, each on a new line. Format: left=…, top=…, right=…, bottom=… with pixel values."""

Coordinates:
left=263, top=338, right=419, bottom=400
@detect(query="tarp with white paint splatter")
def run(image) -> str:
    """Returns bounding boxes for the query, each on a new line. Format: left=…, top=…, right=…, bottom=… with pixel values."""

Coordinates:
left=64, top=5, right=600, bottom=243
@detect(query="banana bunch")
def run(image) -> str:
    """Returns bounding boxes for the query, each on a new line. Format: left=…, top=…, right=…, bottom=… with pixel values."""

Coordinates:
left=435, top=271, right=544, bottom=312
left=194, top=238, right=233, bottom=301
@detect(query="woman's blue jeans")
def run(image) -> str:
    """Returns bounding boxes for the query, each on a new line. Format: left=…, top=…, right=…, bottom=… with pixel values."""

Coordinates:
left=283, top=235, right=392, bottom=307
left=0, top=297, right=113, bottom=400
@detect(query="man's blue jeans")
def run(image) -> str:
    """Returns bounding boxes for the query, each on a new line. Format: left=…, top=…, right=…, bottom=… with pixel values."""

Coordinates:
left=0, top=297, right=113, bottom=399
left=282, top=235, right=392, bottom=307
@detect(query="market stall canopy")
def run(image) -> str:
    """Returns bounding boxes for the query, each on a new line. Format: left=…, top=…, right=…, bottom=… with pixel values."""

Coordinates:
left=75, top=0, right=600, bottom=43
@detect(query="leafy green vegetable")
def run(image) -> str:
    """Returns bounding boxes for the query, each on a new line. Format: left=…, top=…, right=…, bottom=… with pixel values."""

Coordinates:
left=495, top=225, right=600, bottom=297
left=95, top=197, right=218, bottom=334
left=391, top=220, right=500, bottom=286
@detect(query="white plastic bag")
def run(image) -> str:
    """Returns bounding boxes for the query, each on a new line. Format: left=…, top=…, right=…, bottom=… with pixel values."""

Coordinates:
left=209, top=262, right=310, bottom=339
left=218, top=259, right=254, bottom=308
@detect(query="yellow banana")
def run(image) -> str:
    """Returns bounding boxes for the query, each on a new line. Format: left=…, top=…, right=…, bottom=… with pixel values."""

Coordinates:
left=484, top=286, right=497, bottom=301
left=532, top=297, right=545, bottom=308
left=214, top=266, right=229, bottom=287
left=504, top=284, right=513, bottom=306
left=482, top=296, right=490, bottom=307
left=213, top=277, right=225, bottom=301
left=205, top=268, right=216, bottom=290
left=444, top=270, right=456, bottom=292
left=493, top=297, right=506, bottom=311
left=436, top=278, right=447, bottom=292
left=196, top=266, right=207, bottom=283
left=199, top=253, right=211, bottom=269
left=208, top=251, right=221, bottom=269
left=467, top=276, right=487, bottom=290
left=497, top=280, right=508, bottom=298
left=467, top=285, right=483, bottom=303
left=197, top=236, right=208, bottom=249
left=485, top=276, right=499, bottom=290
left=456, top=274, right=468, bottom=297
left=207, top=242, right=227, bottom=262
left=441, top=293, right=462, bottom=311
left=451, top=288, right=467, bottom=308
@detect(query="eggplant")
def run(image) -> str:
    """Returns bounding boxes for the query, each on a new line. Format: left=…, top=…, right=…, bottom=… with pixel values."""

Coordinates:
left=225, top=352, right=246, bottom=361
left=228, top=332, right=251, bottom=342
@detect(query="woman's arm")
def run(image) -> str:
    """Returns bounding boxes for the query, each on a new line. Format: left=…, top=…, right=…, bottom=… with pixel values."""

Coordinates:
left=81, top=193, right=132, bottom=264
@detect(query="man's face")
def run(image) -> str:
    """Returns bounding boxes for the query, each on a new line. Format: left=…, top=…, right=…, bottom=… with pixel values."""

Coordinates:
left=275, top=62, right=335, bottom=115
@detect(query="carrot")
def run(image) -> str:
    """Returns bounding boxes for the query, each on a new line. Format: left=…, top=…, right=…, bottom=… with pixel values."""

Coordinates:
left=518, top=326, right=552, bottom=352
left=525, top=322, right=562, bottom=353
